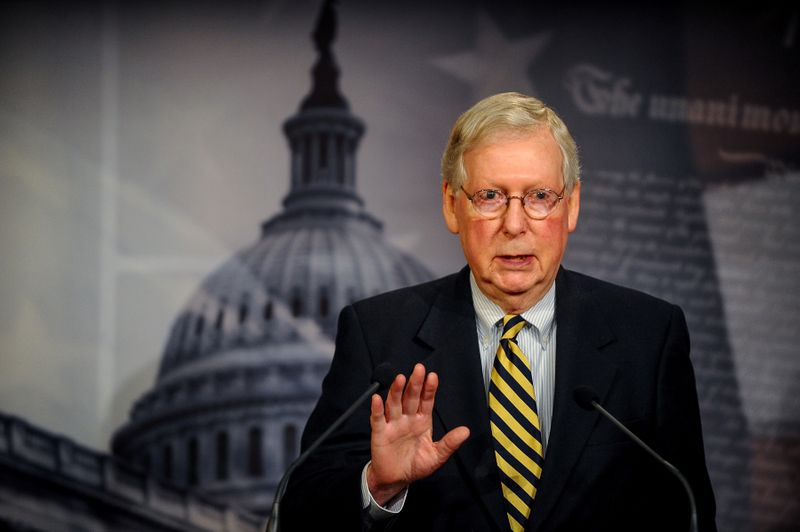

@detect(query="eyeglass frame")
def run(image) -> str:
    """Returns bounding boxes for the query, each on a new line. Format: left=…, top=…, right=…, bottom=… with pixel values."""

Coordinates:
left=459, top=184, right=567, bottom=220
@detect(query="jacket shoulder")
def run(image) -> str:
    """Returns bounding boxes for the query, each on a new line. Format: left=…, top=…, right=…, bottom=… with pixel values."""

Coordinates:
left=351, top=271, right=462, bottom=315
left=561, top=269, right=680, bottom=319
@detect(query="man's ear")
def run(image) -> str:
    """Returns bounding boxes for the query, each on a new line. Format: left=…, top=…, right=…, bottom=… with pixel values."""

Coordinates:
left=442, top=181, right=460, bottom=234
left=567, top=181, right=581, bottom=233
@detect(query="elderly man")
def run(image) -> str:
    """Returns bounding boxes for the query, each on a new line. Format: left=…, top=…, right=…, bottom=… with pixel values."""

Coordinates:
left=282, top=92, right=716, bottom=532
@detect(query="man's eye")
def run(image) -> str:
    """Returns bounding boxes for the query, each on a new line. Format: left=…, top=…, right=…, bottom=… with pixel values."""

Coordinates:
left=483, top=190, right=500, bottom=200
left=533, top=190, right=548, bottom=200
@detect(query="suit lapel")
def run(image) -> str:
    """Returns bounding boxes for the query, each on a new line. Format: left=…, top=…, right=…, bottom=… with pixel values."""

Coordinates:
left=417, top=267, right=508, bottom=532
left=529, top=269, right=618, bottom=532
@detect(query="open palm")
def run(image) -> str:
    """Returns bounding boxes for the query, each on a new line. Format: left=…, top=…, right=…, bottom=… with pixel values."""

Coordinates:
left=367, top=363, right=470, bottom=505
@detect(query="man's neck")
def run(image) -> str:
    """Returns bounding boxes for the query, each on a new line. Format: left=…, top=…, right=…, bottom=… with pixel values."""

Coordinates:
left=469, top=272, right=556, bottom=323
left=474, top=280, right=555, bottom=315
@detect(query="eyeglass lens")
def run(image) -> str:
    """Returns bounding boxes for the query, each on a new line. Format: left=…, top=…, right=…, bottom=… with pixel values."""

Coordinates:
left=470, top=189, right=560, bottom=219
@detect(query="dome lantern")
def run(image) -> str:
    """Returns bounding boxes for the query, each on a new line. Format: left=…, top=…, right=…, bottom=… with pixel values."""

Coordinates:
left=280, top=0, right=367, bottom=218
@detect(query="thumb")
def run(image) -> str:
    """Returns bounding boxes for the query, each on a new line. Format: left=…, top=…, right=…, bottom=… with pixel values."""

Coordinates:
left=437, top=426, right=470, bottom=460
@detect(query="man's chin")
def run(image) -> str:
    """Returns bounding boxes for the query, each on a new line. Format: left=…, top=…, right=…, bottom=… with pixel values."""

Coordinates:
left=486, top=276, right=545, bottom=300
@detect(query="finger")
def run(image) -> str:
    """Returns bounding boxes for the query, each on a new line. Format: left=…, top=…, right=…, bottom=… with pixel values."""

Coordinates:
left=436, top=426, right=470, bottom=461
left=370, top=394, right=385, bottom=433
left=402, top=363, right=425, bottom=414
left=419, top=371, right=439, bottom=416
left=385, top=374, right=406, bottom=421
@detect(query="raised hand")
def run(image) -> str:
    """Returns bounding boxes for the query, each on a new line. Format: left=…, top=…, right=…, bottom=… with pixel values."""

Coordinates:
left=366, top=363, right=470, bottom=505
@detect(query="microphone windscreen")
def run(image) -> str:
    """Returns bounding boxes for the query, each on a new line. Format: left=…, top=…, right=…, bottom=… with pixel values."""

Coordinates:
left=371, top=363, right=397, bottom=390
left=573, top=385, right=600, bottom=411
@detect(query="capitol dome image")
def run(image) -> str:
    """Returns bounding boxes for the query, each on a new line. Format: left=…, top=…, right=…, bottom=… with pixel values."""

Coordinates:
left=112, top=1, right=432, bottom=515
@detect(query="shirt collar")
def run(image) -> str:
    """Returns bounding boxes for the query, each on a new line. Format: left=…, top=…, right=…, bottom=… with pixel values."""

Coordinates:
left=469, top=271, right=556, bottom=335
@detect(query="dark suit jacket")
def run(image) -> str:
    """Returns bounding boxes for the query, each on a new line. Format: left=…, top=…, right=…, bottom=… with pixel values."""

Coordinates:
left=282, top=267, right=717, bottom=531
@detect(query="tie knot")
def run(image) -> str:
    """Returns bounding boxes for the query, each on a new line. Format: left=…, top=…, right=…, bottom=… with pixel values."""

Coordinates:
left=501, top=314, right=527, bottom=341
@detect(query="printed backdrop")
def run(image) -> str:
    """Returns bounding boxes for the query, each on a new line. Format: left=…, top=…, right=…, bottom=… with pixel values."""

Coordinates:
left=1, top=1, right=797, bottom=530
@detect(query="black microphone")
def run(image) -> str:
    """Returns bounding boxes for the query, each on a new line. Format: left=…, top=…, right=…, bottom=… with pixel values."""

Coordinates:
left=572, top=386, right=699, bottom=532
left=265, top=363, right=397, bottom=532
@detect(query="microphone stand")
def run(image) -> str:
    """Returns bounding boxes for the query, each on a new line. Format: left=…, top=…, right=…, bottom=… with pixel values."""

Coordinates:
left=583, top=394, right=699, bottom=532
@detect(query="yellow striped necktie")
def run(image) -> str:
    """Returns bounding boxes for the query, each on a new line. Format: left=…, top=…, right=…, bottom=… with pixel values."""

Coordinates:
left=489, top=314, right=544, bottom=532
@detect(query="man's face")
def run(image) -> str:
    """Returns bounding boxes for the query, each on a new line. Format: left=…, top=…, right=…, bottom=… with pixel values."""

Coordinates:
left=442, top=129, right=580, bottom=313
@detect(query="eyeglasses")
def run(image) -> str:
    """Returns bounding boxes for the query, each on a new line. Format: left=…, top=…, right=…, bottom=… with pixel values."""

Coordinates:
left=460, top=185, right=566, bottom=220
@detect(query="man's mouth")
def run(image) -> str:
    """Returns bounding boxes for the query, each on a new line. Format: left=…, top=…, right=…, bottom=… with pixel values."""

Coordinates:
left=497, top=254, right=533, bottom=264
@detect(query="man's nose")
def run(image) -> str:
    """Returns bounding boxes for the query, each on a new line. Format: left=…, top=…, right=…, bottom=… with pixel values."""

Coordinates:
left=502, top=196, right=528, bottom=234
